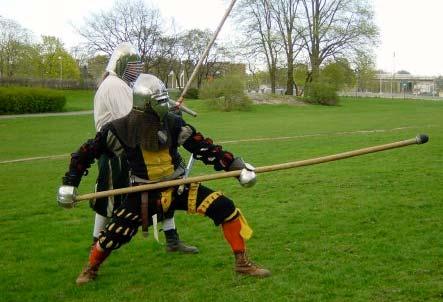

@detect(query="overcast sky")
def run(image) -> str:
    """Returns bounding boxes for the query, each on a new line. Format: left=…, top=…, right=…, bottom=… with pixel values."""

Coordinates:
left=1, top=0, right=442, bottom=76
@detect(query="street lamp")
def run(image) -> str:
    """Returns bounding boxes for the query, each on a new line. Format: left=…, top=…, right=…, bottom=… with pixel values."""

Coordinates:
left=58, top=56, right=63, bottom=83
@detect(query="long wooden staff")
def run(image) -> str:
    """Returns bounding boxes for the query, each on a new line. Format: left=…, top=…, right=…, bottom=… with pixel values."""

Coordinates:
left=74, top=134, right=429, bottom=202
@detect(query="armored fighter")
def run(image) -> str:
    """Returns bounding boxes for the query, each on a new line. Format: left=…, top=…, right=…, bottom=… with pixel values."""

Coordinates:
left=91, top=43, right=197, bottom=254
left=58, top=74, right=271, bottom=284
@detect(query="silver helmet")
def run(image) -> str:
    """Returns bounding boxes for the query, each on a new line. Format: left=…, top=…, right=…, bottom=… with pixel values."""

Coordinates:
left=106, top=42, right=143, bottom=84
left=132, top=74, right=170, bottom=120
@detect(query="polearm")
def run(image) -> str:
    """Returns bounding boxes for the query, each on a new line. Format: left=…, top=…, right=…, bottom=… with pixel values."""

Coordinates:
left=74, top=134, right=429, bottom=202
left=173, top=0, right=238, bottom=117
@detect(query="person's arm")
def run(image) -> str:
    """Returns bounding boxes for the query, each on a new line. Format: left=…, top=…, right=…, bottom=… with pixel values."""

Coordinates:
left=62, top=129, right=110, bottom=187
left=180, top=124, right=234, bottom=171
left=179, top=124, right=256, bottom=187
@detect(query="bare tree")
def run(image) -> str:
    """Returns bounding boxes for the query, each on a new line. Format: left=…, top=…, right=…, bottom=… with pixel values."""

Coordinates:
left=270, top=0, right=303, bottom=95
left=152, top=34, right=181, bottom=85
left=236, top=0, right=281, bottom=93
left=75, top=0, right=163, bottom=70
left=299, top=0, right=379, bottom=83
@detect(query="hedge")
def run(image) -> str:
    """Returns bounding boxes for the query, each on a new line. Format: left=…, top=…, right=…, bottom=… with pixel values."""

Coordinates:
left=0, top=87, right=66, bottom=114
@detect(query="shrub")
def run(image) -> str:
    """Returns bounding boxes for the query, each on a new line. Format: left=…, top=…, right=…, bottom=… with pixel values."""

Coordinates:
left=304, top=81, right=339, bottom=105
left=0, top=87, right=66, bottom=114
left=200, top=74, right=252, bottom=112
left=183, top=87, right=199, bottom=99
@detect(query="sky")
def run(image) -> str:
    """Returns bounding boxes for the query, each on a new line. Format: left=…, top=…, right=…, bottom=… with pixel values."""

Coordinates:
left=0, top=0, right=442, bottom=76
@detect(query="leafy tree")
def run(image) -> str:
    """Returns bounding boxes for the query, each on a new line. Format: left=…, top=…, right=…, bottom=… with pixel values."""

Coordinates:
left=0, top=16, right=32, bottom=79
left=36, top=36, right=80, bottom=80
left=320, top=58, right=355, bottom=90
left=352, top=50, right=376, bottom=92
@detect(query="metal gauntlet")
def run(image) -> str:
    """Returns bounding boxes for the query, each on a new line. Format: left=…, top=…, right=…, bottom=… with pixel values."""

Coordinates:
left=229, top=157, right=257, bottom=188
left=57, top=185, right=78, bottom=208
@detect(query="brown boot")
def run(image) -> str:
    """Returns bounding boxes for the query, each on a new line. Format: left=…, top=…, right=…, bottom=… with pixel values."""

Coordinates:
left=234, top=252, right=271, bottom=278
left=76, top=242, right=109, bottom=285
left=76, top=265, right=98, bottom=285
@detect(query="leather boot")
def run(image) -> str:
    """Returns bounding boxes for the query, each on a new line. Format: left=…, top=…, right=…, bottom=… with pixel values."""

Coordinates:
left=76, top=265, right=99, bottom=285
left=234, top=252, right=271, bottom=277
left=76, top=243, right=109, bottom=285
left=164, top=229, right=199, bottom=254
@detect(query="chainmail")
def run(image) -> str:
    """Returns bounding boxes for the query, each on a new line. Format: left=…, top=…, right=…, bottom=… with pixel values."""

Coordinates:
left=111, top=109, right=170, bottom=151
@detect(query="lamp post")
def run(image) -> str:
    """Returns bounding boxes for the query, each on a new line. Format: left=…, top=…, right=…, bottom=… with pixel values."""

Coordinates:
left=58, top=56, right=63, bottom=84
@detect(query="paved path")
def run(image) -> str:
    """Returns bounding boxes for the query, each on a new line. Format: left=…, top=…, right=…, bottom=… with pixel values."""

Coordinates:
left=0, top=110, right=92, bottom=119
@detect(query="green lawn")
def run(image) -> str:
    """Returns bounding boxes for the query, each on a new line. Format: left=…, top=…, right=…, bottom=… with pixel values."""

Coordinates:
left=63, top=89, right=95, bottom=111
left=0, top=98, right=442, bottom=301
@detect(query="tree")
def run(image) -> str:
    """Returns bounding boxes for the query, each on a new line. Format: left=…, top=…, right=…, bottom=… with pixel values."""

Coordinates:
left=299, top=0, right=379, bottom=83
left=352, top=50, right=376, bottom=92
left=0, top=16, right=32, bottom=79
left=320, top=58, right=355, bottom=90
left=293, top=62, right=309, bottom=95
left=36, top=36, right=80, bottom=80
left=86, top=54, right=109, bottom=82
left=270, top=0, right=303, bottom=95
left=178, top=29, right=227, bottom=88
left=76, top=0, right=163, bottom=70
left=236, top=0, right=281, bottom=93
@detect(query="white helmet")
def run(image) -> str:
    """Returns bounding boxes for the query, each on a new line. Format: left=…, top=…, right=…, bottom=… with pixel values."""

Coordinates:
left=106, top=42, right=143, bottom=84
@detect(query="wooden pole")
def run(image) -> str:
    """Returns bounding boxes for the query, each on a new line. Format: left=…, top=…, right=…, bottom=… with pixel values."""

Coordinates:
left=175, top=0, right=238, bottom=115
left=74, top=135, right=428, bottom=202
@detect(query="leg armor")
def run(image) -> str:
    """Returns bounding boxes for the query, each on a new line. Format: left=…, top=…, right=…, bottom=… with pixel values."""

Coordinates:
left=98, top=193, right=140, bottom=252
left=173, top=184, right=251, bottom=236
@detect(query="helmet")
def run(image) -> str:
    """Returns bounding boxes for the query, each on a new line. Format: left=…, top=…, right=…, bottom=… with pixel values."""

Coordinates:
left=106, top=42, right=143, bottom=84
left=132, top=74, right=170, bottom=120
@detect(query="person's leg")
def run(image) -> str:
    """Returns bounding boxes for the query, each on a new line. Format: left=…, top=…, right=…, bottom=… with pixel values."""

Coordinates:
left=161, top=186, right=198, bottom=253
left=92, top=213, right=109, bottom=244
left=163, top=216, right=199, bottom=253
left=76, top=194, right=140, bottom=285
left=175, top=184, right=270, bottom=277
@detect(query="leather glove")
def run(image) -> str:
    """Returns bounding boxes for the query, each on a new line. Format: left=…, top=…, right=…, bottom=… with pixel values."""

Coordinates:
left=229, top=158, right=257, bottom=188
left=57, top=185, right=78, bottom=208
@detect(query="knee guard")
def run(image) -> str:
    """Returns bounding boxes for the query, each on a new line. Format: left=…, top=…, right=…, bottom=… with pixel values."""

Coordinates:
left=98, top=208, right=140, bottom=251
left=200, top=193, right=236, bottom=226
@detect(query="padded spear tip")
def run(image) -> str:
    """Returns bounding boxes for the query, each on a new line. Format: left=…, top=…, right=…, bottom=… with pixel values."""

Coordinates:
left=416, top=134, right=429, bottom=144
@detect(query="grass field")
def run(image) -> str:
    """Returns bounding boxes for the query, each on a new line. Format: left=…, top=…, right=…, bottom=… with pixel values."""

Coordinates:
left=63, top=89, right=95, bottom=112
left=0, top=97, right=442, bottom=301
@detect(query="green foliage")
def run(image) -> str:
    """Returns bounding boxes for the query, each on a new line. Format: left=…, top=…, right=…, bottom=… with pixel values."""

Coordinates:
left=183, top=87, right=199, bottom=99
left=0, top=87, right=66, bottom=114
left=320, top=59, right=355, bottom=90
left=36, top=36, right=81, bottom=80
left=304, top=81, right=339, bottom=105
left=200, top=74, right=252, bottom=111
